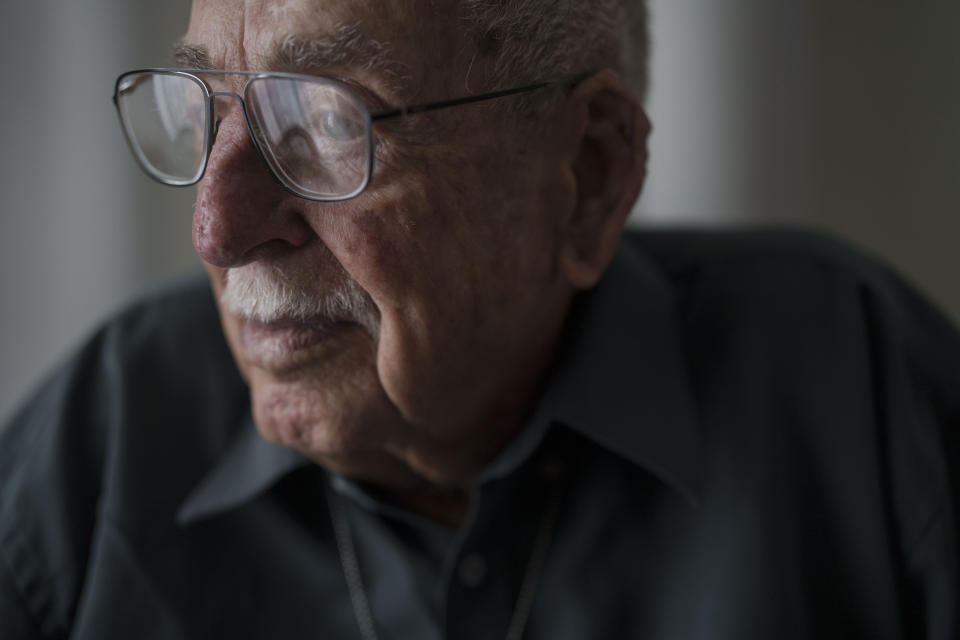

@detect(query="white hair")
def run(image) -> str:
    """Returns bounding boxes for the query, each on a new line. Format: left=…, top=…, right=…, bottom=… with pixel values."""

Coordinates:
left=221, top=261, right=380, bottom=336
left=461, top=0, right=649, bottom=101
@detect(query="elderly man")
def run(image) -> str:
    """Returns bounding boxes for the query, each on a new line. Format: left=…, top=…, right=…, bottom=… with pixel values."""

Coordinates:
left=2, top=0, right=959, bottom=638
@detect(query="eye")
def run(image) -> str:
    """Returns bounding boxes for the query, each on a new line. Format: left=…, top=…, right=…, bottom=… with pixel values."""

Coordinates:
left=279, top=126, right=319, bottom=160
left=315, top=110, right=364, bottom=141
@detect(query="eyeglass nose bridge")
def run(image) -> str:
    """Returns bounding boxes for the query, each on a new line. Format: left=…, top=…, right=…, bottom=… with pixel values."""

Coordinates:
left=207, top=90, right=249, bottom=145
left=204, top=89, right=289, bottom=193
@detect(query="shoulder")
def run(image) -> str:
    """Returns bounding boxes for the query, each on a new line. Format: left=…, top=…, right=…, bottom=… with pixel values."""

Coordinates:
left=624, top=226, right=911, bottom=300
left=0, top=272, right=246, bottom=637
left=625, top=225, right=960, bottom=537
left=622, top=226, right=960, bottom=394
left=623, top=226, right=960, bottom=353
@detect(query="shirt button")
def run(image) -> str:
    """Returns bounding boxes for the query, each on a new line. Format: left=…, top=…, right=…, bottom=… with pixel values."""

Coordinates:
left=458, top=553, right=488, bottom=588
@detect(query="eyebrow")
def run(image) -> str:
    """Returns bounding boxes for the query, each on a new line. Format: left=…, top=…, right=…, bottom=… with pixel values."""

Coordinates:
left=172, top=42, right=213, bottom=69
left=172, top=25, right=409, bottom=93
left=267, top=27, right=399, bottom=76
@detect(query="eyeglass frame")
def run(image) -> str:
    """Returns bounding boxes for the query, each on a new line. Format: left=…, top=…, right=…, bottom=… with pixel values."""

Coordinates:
left=113, top=67, right=593, bottom=202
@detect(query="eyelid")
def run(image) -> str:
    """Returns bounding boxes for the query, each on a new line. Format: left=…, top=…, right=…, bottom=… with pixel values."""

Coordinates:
left=333, top=76, right=392, bottom=114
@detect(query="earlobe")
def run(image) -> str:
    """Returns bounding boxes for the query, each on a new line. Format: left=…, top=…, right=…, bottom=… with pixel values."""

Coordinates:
left=558, top=70, right=650, bottom=290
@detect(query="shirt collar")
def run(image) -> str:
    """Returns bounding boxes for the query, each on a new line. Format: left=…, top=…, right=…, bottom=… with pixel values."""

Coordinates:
left=534, top=243, right=704, bottom=504
left=176, top=413, right=310, bottom=525
left=177, top=238, right=702, bottom=525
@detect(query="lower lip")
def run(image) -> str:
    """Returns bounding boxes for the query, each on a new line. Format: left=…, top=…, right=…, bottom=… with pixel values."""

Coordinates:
left=239, top=318, right=355, bottom=366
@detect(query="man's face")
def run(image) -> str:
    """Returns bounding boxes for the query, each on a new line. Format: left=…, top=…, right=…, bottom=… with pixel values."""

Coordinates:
left=186, top=0, right=578, bottom=490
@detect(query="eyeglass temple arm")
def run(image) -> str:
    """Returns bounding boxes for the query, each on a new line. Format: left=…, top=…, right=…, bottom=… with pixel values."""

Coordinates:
left=369, top=71, right=594, bottom=121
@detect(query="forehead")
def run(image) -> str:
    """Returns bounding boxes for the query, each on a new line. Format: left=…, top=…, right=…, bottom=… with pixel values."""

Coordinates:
left=186, top=0, right=463, bottom=94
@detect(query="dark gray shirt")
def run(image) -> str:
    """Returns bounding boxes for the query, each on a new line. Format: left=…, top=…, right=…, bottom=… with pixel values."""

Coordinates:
left=2, top=229, right=958, bottom=639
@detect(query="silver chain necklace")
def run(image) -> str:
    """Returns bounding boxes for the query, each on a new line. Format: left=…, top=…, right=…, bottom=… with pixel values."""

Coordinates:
left=326, top=471, right=565, bottom=640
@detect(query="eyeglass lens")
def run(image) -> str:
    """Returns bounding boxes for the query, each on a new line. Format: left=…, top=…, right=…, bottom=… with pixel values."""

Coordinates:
left=115, top=71, right=373, bottom=200
left=244, top=76, right=370, bottom=199
left=116, top=72, right=208, bottom=185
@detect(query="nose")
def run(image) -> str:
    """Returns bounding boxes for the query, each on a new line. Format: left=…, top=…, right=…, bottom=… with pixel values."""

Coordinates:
left=192, top=103, right=314, bottom=268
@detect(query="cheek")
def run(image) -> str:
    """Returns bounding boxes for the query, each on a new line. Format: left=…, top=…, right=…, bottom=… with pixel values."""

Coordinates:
left=330, top=149, right=559, bottom=334
left=318, top=178, right=469, bottom=311
left=310, top=159, right=560, bottom=428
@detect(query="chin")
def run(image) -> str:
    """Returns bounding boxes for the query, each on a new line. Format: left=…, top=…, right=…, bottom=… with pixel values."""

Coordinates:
left=245, top=350, right=408, bottom=459
left=248, top=373, right=445, bottom=492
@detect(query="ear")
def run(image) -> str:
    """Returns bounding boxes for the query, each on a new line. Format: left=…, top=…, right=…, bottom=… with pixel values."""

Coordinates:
left=558, top=70, right=650, bottom=290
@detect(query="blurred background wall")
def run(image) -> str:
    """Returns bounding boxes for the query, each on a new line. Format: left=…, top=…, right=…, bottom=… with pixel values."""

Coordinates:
left=1, top=0, right=958, bottom=424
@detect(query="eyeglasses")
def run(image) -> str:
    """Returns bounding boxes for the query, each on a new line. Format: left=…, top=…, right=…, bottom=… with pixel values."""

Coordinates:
left=113, top=68, right=588, bottom=202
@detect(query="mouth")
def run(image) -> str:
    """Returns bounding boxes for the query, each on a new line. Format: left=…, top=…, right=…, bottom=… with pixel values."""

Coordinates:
left=214, top=258, right=381, bottom=373
left=237, top=316, right=364, bottom=372
left=243, top=317, right=345, bottom=348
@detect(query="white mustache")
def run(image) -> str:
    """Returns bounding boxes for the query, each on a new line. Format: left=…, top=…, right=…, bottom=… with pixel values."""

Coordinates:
left=221, top=262, right=380, bottom=334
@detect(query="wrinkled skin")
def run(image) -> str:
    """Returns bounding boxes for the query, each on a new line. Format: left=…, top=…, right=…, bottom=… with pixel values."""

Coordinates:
left=186, top=0, right=647, bottom=520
